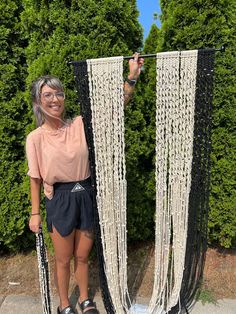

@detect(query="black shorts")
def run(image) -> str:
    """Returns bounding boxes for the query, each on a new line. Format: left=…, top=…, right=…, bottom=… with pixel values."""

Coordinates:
left=45, top=177, right=94, bottom=237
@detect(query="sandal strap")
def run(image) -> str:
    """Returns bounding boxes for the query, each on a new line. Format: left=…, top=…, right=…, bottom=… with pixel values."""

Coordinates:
left=81, top=310, right=99, bottom=314
left=80, top=298, right=96, bottom=311
left=58, top=306, right=75, bottom=314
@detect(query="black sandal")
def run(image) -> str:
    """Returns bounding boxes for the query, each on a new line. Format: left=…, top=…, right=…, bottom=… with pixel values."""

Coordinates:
left=79, top=299, right=99, bottom=314
left=57, top=305, right=75, bottom=314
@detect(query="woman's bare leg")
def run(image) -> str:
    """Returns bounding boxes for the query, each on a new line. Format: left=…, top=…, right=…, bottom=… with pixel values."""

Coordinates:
left=74, top=229, right=94, bottom=304
left=50, top=227, right=75, bottom=310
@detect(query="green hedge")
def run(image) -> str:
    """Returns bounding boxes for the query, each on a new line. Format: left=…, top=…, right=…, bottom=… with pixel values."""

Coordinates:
left=0, top=0, right=235, bottom=252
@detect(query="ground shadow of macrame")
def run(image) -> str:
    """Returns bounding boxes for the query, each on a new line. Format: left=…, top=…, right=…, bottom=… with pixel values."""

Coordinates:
left=169, top=49, right=215, bottom=314
left=69, top=286, right=79, bottom=314
left=127, top=242, right=155, bottom=303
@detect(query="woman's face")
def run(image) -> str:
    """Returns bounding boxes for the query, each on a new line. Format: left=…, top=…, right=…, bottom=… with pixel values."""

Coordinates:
left=40, top=84, right=65, bottom=119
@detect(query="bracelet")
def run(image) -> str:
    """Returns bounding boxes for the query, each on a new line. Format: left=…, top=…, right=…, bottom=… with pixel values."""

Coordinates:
left=125, top=78, right=137, bottom=86
left=31, top=213, right=40, bottom=216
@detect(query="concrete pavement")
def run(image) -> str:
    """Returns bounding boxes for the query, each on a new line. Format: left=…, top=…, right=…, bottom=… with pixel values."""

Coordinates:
left=1, top=294, right=236, bottom=313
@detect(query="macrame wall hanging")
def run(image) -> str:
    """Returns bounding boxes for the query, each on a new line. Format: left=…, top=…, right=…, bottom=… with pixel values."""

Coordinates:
left=71, top=49, right=215, bottom=314
left=150, top=50, right=215, bottom=313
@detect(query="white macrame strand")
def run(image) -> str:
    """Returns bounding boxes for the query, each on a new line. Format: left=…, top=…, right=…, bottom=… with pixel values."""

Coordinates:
left=36, top=230, right=52, bottom=314
left=148, top=50, right=197, bottom=314
left=87, top=56, right=130, bottom=313
left=87, top=51, right=197, bottom=314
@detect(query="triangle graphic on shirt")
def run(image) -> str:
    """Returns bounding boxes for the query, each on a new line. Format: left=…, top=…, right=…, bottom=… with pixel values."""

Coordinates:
left=71, top=183, right=85, bottom=193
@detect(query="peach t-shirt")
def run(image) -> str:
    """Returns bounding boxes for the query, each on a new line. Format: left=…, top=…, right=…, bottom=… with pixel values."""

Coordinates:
left=26, top=116, right=90, bottom=199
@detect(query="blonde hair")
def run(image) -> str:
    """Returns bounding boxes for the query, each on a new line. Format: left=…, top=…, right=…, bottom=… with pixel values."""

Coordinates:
left=30, top=75, right=65, bottom=127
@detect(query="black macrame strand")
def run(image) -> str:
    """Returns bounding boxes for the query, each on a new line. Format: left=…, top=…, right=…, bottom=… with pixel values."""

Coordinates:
left=72, top=61, right=115, bottom=314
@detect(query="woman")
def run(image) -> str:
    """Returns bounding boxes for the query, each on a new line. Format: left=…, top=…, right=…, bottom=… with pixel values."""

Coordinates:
left=26, top=53, right=144, bottom=314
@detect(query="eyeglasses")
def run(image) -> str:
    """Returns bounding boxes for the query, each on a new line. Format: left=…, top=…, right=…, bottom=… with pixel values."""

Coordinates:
left=41, top=92, right=65, bottom=102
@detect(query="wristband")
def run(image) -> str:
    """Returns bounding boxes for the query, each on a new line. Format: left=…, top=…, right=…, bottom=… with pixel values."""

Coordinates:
left=31, top=213, right=40, bottom=216
left=125, top=78, right=137, bottom=86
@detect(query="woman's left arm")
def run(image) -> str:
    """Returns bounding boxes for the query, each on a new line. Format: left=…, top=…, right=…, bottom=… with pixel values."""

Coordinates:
left=124, top=52, right=144, bottom=106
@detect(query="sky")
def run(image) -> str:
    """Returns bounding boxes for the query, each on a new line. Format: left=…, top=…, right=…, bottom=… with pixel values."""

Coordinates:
left=136, top=0, right=161, bottom=39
